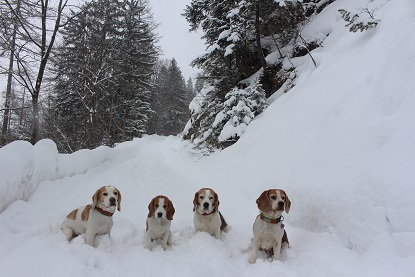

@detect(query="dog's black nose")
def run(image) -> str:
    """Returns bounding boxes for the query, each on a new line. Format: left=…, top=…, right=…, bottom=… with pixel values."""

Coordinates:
left=278, top=201, right=284, bottom=208
left=110, top=197, right=116, bottom=205
left=203, top=202, right=209, bottom=209
left=157, top=212, right=163, bottom=218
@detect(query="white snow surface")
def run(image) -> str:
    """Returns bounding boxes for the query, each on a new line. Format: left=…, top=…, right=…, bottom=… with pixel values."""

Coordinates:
left=1, top=0, right=415, bottom=276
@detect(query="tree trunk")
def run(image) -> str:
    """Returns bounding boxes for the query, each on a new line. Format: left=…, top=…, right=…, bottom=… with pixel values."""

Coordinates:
left=29, top=0, right=64, bottom=145
left=1, top=0, right=20, bottom=145
left=255, top=1, right=269, bottom=76
left=30, top=94, right=39, bottom=144
left=255, top=0, right=274, bottom=97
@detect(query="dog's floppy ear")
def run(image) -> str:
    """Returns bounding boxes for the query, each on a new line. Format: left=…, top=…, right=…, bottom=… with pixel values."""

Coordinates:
left=148, top=197, right=156, bottom=218
left=213, top=190, right=220, bottom=210
left=193, top=191, right=199, bottom=212
left=166, top=197, right=175, bottom=221
left=283, top=191, right=291, bottom=214
left=256, top=190, right=272, bottom=213
left=92, top=187, right=103, bottom=209
left=115, top=187, right=122, bottom=212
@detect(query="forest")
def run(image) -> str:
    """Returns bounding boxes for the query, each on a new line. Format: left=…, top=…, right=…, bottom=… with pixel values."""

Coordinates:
left=0, top=0, right=335, bottom=153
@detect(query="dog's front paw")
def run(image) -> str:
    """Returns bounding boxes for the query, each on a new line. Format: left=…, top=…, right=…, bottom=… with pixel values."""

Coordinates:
left=223, top=225, right=231, bottom=233
left=248, top=256, right=257, bottom=264
left=144, top=242, right=152, bottom=251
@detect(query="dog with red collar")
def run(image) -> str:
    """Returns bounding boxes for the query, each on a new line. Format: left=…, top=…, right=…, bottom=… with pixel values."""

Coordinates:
left=61, top=185, right=121, bottom=247
left=193, top=188, right=230, bottom=239
left=248, top=189, right=291, bottom=264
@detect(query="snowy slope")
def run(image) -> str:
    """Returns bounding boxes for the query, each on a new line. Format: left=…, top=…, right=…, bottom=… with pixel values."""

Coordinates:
left=1, top=0, right=415, bottom=276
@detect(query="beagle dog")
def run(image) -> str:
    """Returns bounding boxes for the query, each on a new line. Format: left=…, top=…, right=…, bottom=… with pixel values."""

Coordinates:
left=145, top=195, right=175, bottom=251
left=61, top=185, right=121, bottom=247
left=193, top=188, right=230, bottom=239
left=248, top=189, right=291, bottom=264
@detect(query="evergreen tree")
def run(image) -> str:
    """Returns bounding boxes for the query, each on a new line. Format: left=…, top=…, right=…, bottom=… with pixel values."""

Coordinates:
left=186, top=77, right=195, bottom=100
left=183, top=78, right=267, bottom=149
left=147, top=59, right=169, bottom=135
left=53, top=0, right=158, bottom=152
left=110, top=0, right=158, bottom=142
left=163, top=58, right=188, bottom=135
left=183, top=0, right=310, bottom=150
left=194, top=72, right=205, bottom=94
left=148, top=58, right=191, bottom=136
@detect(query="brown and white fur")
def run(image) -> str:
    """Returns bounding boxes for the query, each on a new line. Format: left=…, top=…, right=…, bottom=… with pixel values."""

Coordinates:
left=193, top=188, right=230, bottom=239
left=249, top=189, right=291, bottom=264
left=145, top=195, right=175, bottom=251
left=61, top=185, right=121, bottom=247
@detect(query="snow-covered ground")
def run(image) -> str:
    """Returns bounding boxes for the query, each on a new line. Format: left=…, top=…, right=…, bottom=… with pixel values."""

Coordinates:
left=1, top=0, right=415, bottom=276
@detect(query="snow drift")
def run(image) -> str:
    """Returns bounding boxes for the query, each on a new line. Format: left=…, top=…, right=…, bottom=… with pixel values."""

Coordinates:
left=0, top=139, right=112, bottom=212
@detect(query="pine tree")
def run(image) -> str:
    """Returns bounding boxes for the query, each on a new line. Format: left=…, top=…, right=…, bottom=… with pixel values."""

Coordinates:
left=183, top=0, right=309, bottom=150
left=184, top=77, right=267, bottom=149
left=110, top=0, right=158, bottom=142
left=194, top=73, right=205, bottom=94
left=148, top=58, right=192, bottom=136
left=163, top=59, right=188, bottom=135
left=53, top=0, right=158, bottom=152
left=147, top=59, right=170, bottom=135
left=186, top=77, right=195, bottom=100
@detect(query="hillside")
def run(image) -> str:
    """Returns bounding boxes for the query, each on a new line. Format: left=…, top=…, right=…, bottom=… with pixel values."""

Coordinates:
left=0, top=0, right=415, bottom=276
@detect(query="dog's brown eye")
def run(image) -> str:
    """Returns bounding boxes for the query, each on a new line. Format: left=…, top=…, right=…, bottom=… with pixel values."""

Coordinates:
left=270, top=196, right=277, bottom=200
left=163, top=205, right=167, bottom=208
left=199, top=196, right=204, bottom=200
left=103, top=193, right=108, bottom=196
left=209, top=196, right=213, bottom=200
left=155, top=205, right=159, bottom=208
left=114, top=192, right=118, bottom=195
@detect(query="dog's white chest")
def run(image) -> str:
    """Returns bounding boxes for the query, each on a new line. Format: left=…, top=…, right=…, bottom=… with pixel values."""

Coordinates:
left=147, top=218, right=171, bottom=240
left=194, top=212, right=220, bottom=234
left=253, top=217, right=284, bottom=250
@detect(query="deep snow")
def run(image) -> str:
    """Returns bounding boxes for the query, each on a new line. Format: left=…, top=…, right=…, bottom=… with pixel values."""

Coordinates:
left=1, top=0, right=415, bottom=276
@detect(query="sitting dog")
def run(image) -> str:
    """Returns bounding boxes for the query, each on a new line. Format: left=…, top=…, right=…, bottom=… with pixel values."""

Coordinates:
left=193, top=188, right=230, bottom=239
left=145, top=195, right=175, bottom=250
left=61, top=185, right=121, bottom=247
left=248, top=189, right=291, bottom=264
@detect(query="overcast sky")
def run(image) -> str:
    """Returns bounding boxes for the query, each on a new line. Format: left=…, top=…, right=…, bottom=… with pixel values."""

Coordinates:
left=150, top=0, right=205, bottom=80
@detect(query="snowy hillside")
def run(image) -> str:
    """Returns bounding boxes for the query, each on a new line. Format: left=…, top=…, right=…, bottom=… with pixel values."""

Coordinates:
left=1, top=0, right=415, bottom=276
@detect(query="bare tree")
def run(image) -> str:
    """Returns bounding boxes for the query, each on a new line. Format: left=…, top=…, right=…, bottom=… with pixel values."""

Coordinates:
left=0, top=0, right=20, bottom=144
left=2, top=0, right=70, bottom=145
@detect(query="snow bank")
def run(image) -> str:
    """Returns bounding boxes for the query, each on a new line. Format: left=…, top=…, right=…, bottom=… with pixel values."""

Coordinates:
left=0, top=139, right=113, bottom=212
left=198, top=0, right=415, bottom=257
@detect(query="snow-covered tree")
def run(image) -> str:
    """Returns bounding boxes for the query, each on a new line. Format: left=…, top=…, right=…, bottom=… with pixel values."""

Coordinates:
left=52, top=0, right=158, bottom=152
left=184, top=78, right=267, bottom=149
left=148, top=58, right=191, bottom=136
left=183, top=0, right=307, bottom=150
left=183, top=85, right=223, bottom=149
left=147, top=59, right=169, bottom=135
left=163, top=59, right=188, bottom=135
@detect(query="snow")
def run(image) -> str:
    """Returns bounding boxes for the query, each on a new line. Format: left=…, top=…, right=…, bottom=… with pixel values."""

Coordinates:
left=218, top=29, right=231, bottom=40
left=0, top=139, right=112, bottom=212
left=207, top=43, right=221, bottom=53
left=1, top=0, right=415, bottom=276
left=218, top=119, right=248, bottom=142
left=224, top=43, right=235, bottom=56
left=187, top=85, right=213, bottom=115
